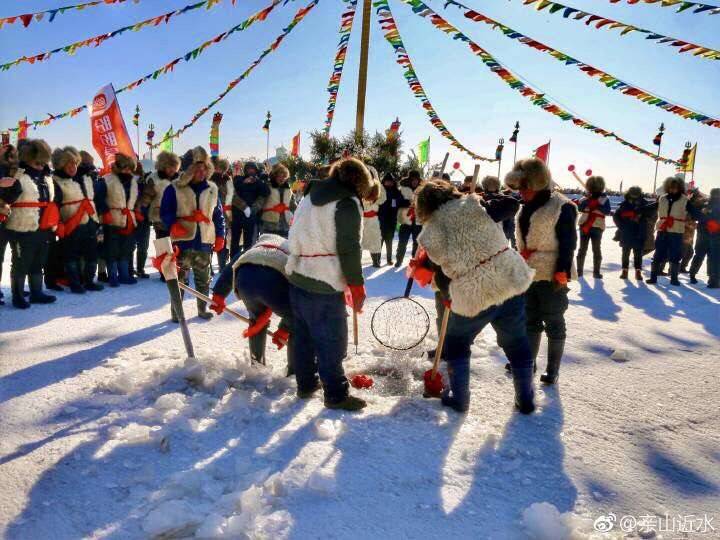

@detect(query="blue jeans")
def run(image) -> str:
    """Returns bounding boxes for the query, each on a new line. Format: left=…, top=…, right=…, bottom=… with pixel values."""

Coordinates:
left=444, top=294, right=532, bottom=411
left=289, top=285, right=349, bottom=403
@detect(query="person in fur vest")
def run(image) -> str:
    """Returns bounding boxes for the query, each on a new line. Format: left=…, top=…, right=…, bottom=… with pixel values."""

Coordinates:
left=411, top=180, right=536, bottom=413
left=504, top=158, right=577, bottom=385
left=361, top=167, right=387, bottom=267
left=613, top=186, right=656, bottom=280
left=0, top=139, right=59, bottom=308
left=138, top=151, right=181, bottom=244
left=211, top=233, right=295, bottom=373
left=260, top=164, right=295, bottom=238
left=395, top=170, right=422, bottom=267
left=0, top=144, right=20, bottom=305
left=693, top=188, right=720, bottom=288
left=95, top=153, right=139, bottom=288
left=51, top=146, right=103, bottom=293
left=576, top=176, right=611, bottom=278
left=482, top=175, right=518, bottom=248
left=378, top=172, right=404, bottom=266
left=286, top=157, right=372, bottom=412
left=230, top=161, right=270, bottom=256
left=646, top=175, right=704, bottom=286
left=679, top=188, right=706, bottom=273
left=210, top=157, right=233, bottom=271
left=161, top=147, right=225, bottom=320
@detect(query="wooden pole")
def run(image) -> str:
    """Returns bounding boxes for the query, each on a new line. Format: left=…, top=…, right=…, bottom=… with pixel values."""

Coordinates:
left=469, top=164, right=481, bottom=192
left=652, top=123, right=664, bottom=194
left=439, top=152, right=449, bottom=176
left=355, top=0, right=372, bottom=142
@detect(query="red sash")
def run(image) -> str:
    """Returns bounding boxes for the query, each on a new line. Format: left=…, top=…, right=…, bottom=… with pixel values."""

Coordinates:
left=179, top=209, right=210, bottom=224
left=363, top=210, right=378, bottom=218
left=60, top=198, right=96, bottom=237
left=110, top=207, right=136, bottom=236
left=11, top=201, right=60, bottom=230
left=618, top=210, right=637, bottom=220
left=658, top=216, right=685, bottom=232
left=263, top=203, right=290, bottom=214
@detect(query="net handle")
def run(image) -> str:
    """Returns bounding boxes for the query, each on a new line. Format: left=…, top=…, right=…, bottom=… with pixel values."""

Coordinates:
left=403, top=276, right=414, bottom=298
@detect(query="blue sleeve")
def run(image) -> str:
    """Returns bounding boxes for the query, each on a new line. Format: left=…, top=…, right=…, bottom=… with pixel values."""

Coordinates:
left=577, top=197, right=589, bottom=212
left=160, top=186, right=178, bottom=229
left=600, top=196, right=612, bottom=216
left=212, top=198, right=225, bottom=239
left=213, top=260, right=235, bottom=298
left=94, top=180, right=108, bottom=214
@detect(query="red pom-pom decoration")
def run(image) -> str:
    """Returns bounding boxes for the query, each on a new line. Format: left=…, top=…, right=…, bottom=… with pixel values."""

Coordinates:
left=453, top=162, right=461, bottom=170
left=585, top=169, right=593, bottom=177
left=567, top=164, right=575, bottom=172
left=350, top=374, right=374, bottom=389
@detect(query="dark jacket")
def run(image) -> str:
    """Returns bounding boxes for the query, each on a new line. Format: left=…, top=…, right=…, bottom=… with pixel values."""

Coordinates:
left=613, top=198, right=656, bottom=248
left=231, top=174, right=270, bottom=214
left=378, top=181, right=407, bottom=224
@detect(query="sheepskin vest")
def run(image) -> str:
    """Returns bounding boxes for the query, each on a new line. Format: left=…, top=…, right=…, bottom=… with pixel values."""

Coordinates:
left=172, top=181, right=218, bottom=244
left=419, top=196, right=534, bottom=318
left=6, top=169, right=55, bottom=233
left=578, top=195, right=608, bottom=231
left=399, top=186, right=416, bottom=225
left=361, top=185, right=387, bottom=253
left=55, top=175, right=97, bottom=225
left=262, top=185, right=293, bottom=225
left=286, top=194, right=362, bottom=292
left=233, top=233, right=289, bottom=281
left=516, top=192, right=577, bottom=282
left=148, top=172, right=172, bottom=224
left=657, top=194, right=688, bottom=234
left=104, top=174, right=138, bottom=229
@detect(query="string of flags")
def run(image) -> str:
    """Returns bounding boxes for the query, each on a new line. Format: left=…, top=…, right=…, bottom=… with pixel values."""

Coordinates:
left=1, top=0, right=241, bottom=72
left=152, top=0, right=320, bottom=148
left=606, top=0, right=720, bottom=16
left=0, top=0, right=140, bottom=31
left=396, top=0, right=681, bottom=164
left=375, top=1, right=496, bottom=162
left=323, top=0, right=358, bottom=135
left=6, top=0, right=287, bottom=132
left=439, top=0, right=720, bottom=127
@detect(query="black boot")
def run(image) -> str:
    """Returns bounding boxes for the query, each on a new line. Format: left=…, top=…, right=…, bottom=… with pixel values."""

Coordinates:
left=84, top=262, right=104, bottom=291
left=669, top=262, right=681, bottom=286
left=66, top=262, right=86, bottom=294
left=29, top=274, right=56, bottom=304
left=635, top=269, right=643, bottom=281
left=249, top=330, right=267, bottom=365
left=108, top=262, right=119, bottom=288
left=620, top=268, right=628, bottom=280
left=512, top=367, right=535, bottom=414
left=646, top=260, right=659, bottom=284
left=540, top=338, right=564, bottom=385
left=506, top=332, right=540, bottom=374
left=12, top=273, right=30, bottom=309
left=371, top=253, right=381, bottom=268
left=197, top=299, right=213, bottom=320
left=689, top=273, right=698, bottom=284
left=593, top=258, right=603, bottom=279
left=118, top=260, right=137, bottom=285
left=576, top=254, right=585, bottom=277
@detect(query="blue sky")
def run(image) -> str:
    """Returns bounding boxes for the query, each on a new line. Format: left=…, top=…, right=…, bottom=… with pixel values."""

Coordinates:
left=1, top=0, right=718, bottom=191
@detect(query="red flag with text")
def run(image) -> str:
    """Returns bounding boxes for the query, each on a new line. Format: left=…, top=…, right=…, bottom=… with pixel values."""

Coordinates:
left=90, top=84, right=135, bottom=174
left=534, top=141, right=551, bottom=163
left=291, top=131, right=300, bottom=157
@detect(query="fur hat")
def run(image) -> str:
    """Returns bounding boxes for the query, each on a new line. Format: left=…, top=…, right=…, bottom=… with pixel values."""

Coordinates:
left=330, top=157, right=373, bottom=199
left=179, top=146, right=214, bottom=186
left=0, top=144, right=18, bottom=176
left=504, top=157, right=551, bottom=191
left=663, top=174, right=685, bottom=194
left=382, top=172, right=396, bottom=185
left=625, top=186, right=643, bottom=200
left=18, top=139, right=52, bottom=166
left=51, top=146, right=81, bottom=172
left=481, top=175, right=501, bottom=193
left=366, top=165, right=380, bottom=184
left=111, top=153, right=137, bottom=174
left=214, top=158, right=231, bottom=174
left=416, top=180, right=462, bottom=223
left=317, top=165, right=331, bottom=180
left=244, top=161, right=260, bottom=176
left=365, top=180, right=381, bottom=203
left=79, top=150, right=95, bottom=166
left=585, top=175, right=605, bottom=194
left=270, top=163, right=290, bottom=181
left=155, top=151, right=181, bottom=173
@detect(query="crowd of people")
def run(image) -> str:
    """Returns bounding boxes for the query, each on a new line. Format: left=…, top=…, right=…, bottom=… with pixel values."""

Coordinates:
left=1, top=139, right=719, bottom=413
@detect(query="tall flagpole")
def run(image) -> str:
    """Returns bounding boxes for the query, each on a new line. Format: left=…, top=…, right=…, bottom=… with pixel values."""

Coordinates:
left=511, top=121, right=519, bottom=165
left=355, top=0, right=372, bottom=142
left=652, top=123, right=664, bottom=194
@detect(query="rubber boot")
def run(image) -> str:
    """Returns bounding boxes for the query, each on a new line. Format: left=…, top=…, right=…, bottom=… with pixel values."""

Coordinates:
left=84, top=261, right=104, bottom=291
left=540, top=338, right=564, bottom=385
left=66, top=261, right=86, bottom=294
left=646, top=260, right=659, bottom=284
left=136, top=251, right=150, bottom=278
left=12, top=273, right=30, bottom=309
left=441, top=360, right=470, bottom=413
left=325, top=394, right=367, bottom=411
left=620, top=268, right=629, bottom=280
left=386, top=242, right=393, bottom=266
left=506, top=332, right=540, bottom=374
left=107, top=261, right=119, bottom=288
left=576, top=253, right=585, bottom=277
left=249, top=330, right=267, bottom=365
left=197, top=298, right=214, bottom=320
left=635, top=269, right=643, bottom=281
left=512, top=367, right=536, bottom=414
left=371, top=253, right=381, bottom=268
left=669, top=262, right=681, bottom=286
left=285, top=335, right=295, bottom=377
left=118, top=260, right=137, bottom=285
left=593, top=258, right=603, bottom=279
left=689, top=273, right=698, bottom=284
left=29, top=274, right=56, bottom=304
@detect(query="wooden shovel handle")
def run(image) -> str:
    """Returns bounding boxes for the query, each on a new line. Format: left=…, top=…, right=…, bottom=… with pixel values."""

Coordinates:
left=352, top=310, right=359, bottom=348
left=431, top=306, right=451, bottom=376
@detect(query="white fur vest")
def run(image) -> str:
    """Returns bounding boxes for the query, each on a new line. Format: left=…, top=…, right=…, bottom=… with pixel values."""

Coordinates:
left=104, top=174, right=138, bottom=229
left=398, top=185, right=416, bottom=226
left=419, top=196, right=534, bottom=317
left=6, top=169, right=55, bottom=233
left=148, top=172, right=172, bottom=224
left=286, top=194, right=362, bottom=292
left=578, top=195, right=608, bottom=231
left=233, top=233, right=289, bottom=282
left=172, top=180, right=218, bottom=244
left=54, top=174, right=97, bottom=225
left=516, top=191, right=577, bottom=282
left=362, top=185, right=387, bottom=253
left=261, top=185, right=293, bottom=225
left=657, top=194, right=688, bottom=234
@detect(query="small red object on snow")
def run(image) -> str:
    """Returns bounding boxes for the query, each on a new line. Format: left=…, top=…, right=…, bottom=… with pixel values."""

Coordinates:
left=453, top=162, right=461, bottom=170
left=567, top=164, right=575, bottom=172
left=423, top=369, right=444, bottom=397
left=585, top=169, right=593, bottom=177
left=351, top=374, right=374, bottom=389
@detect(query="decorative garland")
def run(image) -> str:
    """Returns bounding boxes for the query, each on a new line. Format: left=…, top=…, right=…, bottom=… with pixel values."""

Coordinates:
left=6, top=0, right=288, bottom=132
left=323, top=0, right=358, bottom=135
left=153, top=0, right=320, bottom=148
left=606, top=0, right=720, bottom=15
left=1, top=1, right=145, bottom=30
left=437, top=0, right=720, bottom=128
left=1, top=0, right=240, bottom=72
left=451, top=0, right=720, bottom=61
left=375, top=2, right=495, bottom=161
left=391, top=0, right=680, bottom=164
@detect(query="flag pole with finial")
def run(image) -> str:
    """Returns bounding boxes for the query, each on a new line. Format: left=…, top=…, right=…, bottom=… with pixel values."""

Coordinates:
left=652, top=122, right=665, bottom=194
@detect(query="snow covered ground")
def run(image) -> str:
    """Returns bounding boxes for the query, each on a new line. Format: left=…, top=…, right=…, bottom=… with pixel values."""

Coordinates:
left=1, top=231, right=718, bottom=539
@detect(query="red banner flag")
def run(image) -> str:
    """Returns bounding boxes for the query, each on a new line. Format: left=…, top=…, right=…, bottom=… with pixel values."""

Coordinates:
left=290, top=131, right=300, bottom=157
left=90, top=84, right=135, bottom=175
left=534, top=141, right=551, bottom=163
left=17, top=118, right=28, bottom=142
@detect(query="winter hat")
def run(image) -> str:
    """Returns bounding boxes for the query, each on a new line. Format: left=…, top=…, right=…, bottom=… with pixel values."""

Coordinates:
left=214, top=158, right=231, bottom=175
left=504, top=157, right=551, bottom=191
left=317, top=165, right=331, bottom=180
left=244, top=161, right=260, bottom=176
left=416, top=180, right=461, bottom=223
left=79, top=150, right=95, bottom=166
left=179, top=146, right=214, bottom=186
left=585, top=176, right=606, bottom=195
left=709, top=188, right=720, bottom=203
left=111, top=153, right=137, bottom=175
left=270, top=163, right=290, bottom=184
left=155, top=151, right=181, bottom=173
left=625, top=186, right=643, bottom=200
left=330, top=157, right=373, bottom=199
left=18, top=139, right=52, bottom=166
left=180, top=149, right=195, bottom=172
left=481, top=175, right=501, bottom=193
left=663, top=174, right=685, bottom=194
left=51, top=146, right=81, bottom=172
left=382, top=172, right=396, bottom=185
left=408, top=169, right=422, bottom=181
left=0, top=144, right=18, bottom=173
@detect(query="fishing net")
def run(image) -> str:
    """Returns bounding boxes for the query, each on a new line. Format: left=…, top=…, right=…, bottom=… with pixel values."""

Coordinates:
left=371, top=296, right=430, bottom=351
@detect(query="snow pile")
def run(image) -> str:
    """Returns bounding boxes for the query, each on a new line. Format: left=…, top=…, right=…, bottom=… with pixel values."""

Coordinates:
left=522, top=502, right=596, bottom=540
left=142, top=499, right=203, bottom=537
left=107, top=422, right=160, bottom=445
left=315, top=418, right=344, bottom=440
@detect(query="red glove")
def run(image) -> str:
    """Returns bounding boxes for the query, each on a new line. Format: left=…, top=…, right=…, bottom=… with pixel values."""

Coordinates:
left=210, top=293, right=226, bottom=315
left=134, top=209, right=145, bottom=223
left=213, top=237, right=225, bottom=252
left=442, top=298, right=452, bottom=309
left=408, top=247, right=434, bottom=287
left=102, top=211, right=113, bottom=225
left=554, top=271, right=569, bottom=287
left=243, top=308, right=272, bottom=338
left=272, top=328, right=290, bottom=350
left=170, top=222, right=189, bottom=238
left=347, top=284, right=366, bottom=313
left=706, top=219, right=720, bottom=234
